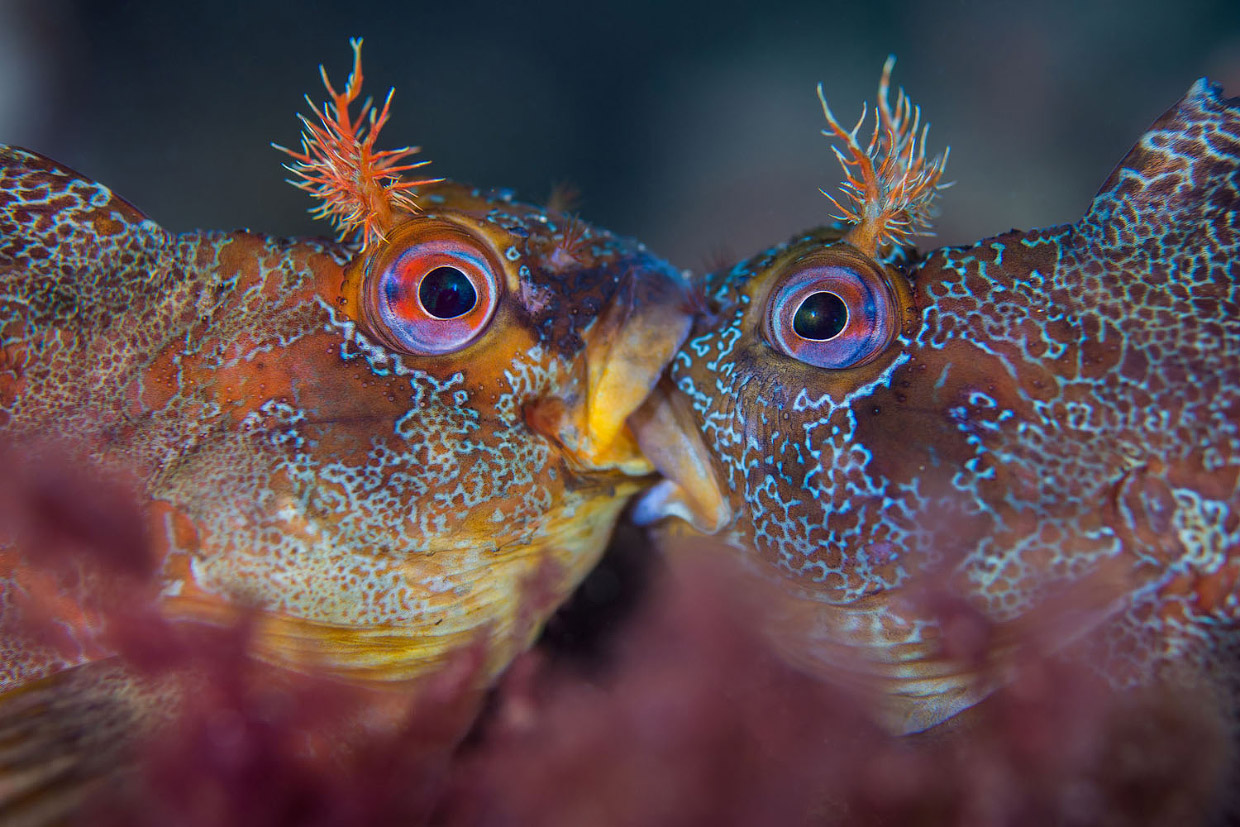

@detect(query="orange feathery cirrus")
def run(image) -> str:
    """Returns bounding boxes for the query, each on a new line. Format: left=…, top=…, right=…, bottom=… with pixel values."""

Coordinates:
left=817, top=56, right=950, bottom=257
left=274, top=38, right=442, bottom=249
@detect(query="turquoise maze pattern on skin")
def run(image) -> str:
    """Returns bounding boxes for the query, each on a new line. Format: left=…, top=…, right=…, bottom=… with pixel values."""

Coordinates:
left=0, top=143, right=691, bottom=697
left=650, top=79, right=1240, bottom=733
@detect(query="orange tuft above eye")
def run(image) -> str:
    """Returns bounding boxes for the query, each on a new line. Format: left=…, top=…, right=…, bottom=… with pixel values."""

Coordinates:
left=363, top=224, right=502, bottom=355
left=765, top=251, right=898, bottom=369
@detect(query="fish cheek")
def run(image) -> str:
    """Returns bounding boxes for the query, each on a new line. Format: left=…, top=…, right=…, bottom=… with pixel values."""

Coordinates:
left=851, top=357, right=974, bottom=493
left=851, top=342, right=1043, bottom=554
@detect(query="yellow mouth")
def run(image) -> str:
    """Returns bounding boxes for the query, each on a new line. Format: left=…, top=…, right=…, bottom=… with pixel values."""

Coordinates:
left=522, top=265, right=731, bottom=533
left=526, top=269, right=694, bottom=478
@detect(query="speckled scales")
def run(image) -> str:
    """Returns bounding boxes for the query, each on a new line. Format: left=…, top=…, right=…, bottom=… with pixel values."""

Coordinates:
left=666, top=80, right=1240, bottom=731
left=0, top=145, right=685, bottom=691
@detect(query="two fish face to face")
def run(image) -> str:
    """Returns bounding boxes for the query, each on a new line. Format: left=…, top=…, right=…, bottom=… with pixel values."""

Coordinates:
left=4, top=59, right=1238, bottom=744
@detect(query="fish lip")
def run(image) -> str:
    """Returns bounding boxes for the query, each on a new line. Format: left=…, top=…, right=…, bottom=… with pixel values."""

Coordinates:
left=524, top=263, right=694, bottom=478
left=627, top=378, right=732, bottom=534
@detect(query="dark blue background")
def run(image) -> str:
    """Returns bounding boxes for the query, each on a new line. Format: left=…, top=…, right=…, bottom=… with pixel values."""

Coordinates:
left=5, top=0, right=1239, bottom=268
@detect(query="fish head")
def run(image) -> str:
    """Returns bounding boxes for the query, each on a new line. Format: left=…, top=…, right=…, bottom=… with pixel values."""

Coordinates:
left=143, top=183, right=692, bottom=685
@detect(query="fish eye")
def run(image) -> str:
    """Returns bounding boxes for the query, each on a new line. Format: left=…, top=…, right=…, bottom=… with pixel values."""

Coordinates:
left=418, top=266, right=478, bottom=319
left=765, top=257, right=898, bottom=369
left=364, top=227, right=502, bottom=355
left=792, top=291, right=849, bottom=340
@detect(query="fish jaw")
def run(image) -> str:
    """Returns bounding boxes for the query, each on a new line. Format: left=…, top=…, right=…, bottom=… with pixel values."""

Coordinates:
left=629, top=377, right=732, bottom=534
left=158, top=489, right=638, bottom=685
left=524, top=255, right=694, bottom=478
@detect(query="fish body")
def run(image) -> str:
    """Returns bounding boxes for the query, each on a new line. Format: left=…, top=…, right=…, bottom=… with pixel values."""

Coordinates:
left=0, top=43, right=695, bottom=821
left=0, top=45, right=692, bottom=699
left=644, top=75, right=1240, bottom=732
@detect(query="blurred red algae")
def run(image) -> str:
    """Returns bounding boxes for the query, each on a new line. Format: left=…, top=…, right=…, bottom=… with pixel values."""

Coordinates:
left=0, top=445, right=158, bottom=676
left=1, top=452, right=1234, bottom=826
left=85, top=635, right=486, bottom=827
left=442, top=544, right=1233, bottom=827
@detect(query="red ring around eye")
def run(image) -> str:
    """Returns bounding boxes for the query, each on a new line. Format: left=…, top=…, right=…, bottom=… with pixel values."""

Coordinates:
left=363, top=226, right=502, bottom=356
left=765, top=254, right=898, bottom=369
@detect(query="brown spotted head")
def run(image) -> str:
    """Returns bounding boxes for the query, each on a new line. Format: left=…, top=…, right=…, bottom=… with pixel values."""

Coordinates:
left=638, top=66, right=1240, bottom=732
left=0, top=41, right=691, bottom=690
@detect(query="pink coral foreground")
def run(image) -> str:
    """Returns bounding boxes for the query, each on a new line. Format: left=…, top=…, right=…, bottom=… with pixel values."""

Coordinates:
left=0, top=454, right=1232, bottom=826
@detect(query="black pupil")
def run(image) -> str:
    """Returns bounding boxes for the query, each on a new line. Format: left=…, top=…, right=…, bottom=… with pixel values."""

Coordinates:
left=792, top=291, right=848, bottom=340
left=419, top=267, right=478, bottom=319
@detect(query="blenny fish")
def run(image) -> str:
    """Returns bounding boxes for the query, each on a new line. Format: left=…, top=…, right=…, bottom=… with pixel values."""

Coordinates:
left=0, top=38, right=690, bottom=787
left=638, top=60, right=1240, bottom=733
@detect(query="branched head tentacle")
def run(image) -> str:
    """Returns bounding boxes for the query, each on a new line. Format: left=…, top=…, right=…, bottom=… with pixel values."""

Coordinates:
left=817, top=56, right=950, bottom=257
left=273, top=38, right=443, bottom=249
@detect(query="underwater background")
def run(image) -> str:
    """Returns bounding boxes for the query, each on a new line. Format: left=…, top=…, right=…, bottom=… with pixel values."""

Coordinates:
left=3, top=0, right=1240, bottom=270
left=4, top=3, right=1240, bottom=825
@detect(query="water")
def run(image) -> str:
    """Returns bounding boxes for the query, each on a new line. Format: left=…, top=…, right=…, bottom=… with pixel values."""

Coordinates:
left=4, top=0, right=1239, bottom=269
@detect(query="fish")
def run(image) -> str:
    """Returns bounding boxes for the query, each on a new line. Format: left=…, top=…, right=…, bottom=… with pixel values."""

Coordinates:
left=636, top=59, right=1240, bottom=734
left=0, top=39, right=691, bottom=814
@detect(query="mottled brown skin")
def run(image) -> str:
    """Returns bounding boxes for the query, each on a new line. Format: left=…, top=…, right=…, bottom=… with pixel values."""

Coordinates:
left=0, top=142, right=695, bottom=817
left=654, top=81, right=1240, bottom=732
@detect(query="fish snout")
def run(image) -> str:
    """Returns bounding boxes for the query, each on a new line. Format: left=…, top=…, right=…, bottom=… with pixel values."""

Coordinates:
left=524, top=260, right=693, bottom=478
left=628, top=377, right=732, bottom=534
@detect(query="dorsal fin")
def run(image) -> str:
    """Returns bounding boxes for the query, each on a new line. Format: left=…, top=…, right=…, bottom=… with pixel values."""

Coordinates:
left=0, top=146, right=179, bottom=431
left=0, top=145, right=171, bottom=299
left=1082, top=79, right=1240, bottom=261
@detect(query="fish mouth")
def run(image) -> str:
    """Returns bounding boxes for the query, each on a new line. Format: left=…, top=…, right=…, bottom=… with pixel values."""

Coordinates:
left=524, top=264, right=696, bottom=480
left=628, top=378, right=732, bottom=534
